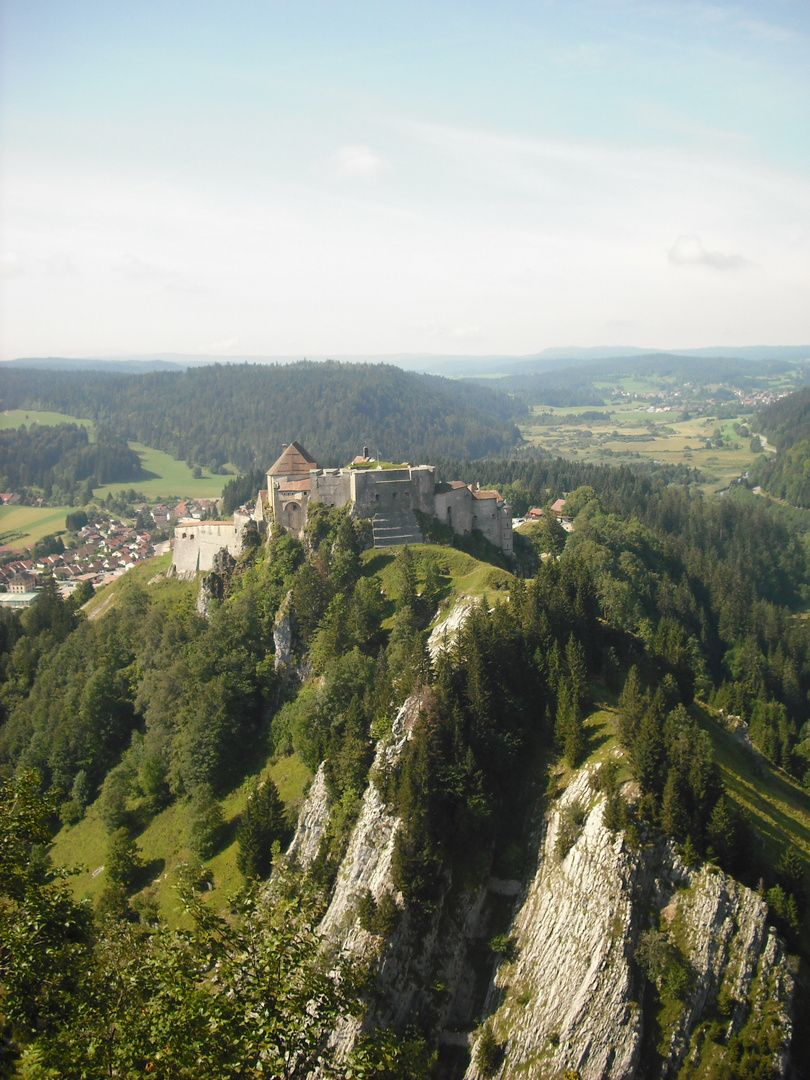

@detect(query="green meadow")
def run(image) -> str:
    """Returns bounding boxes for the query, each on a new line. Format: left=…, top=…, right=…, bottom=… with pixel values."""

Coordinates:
left=0, top=408, right=94, bottom=432
left=92, top=443, right=231, bottom=502
left=0, top=504, right=74, bottom=550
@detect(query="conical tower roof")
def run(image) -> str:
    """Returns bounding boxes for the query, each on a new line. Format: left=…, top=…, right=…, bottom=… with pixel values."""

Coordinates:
left=267, top=441, right=318, bottom=477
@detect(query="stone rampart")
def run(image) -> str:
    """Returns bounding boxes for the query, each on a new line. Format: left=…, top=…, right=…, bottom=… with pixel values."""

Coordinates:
left=171, top=520, right=242, bottom=575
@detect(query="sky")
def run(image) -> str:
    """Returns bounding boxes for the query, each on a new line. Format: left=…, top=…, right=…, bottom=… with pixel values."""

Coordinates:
left=1, top=0, right=809, bottom=361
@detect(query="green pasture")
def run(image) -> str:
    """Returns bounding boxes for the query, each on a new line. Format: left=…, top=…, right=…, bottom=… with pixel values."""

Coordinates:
left=0, top=408, right=94, bottom=432
left=50, top=752, right=312, bottom=925
left=0, top=504, right=74, bottom=551
left=91, top=443, right=230, bottom=502
left=1, top=406, right=231, bottom=503
left=361, top=542, right=513, bottom=629
left=521, top=405, right=763, bottom=493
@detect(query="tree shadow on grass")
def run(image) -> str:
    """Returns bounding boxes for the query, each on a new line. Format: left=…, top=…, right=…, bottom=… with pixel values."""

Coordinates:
left=133, top=856, right=165, bottom=893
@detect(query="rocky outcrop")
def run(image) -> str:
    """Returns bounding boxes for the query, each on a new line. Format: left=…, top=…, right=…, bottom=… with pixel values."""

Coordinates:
left=287, top=763, right=331, bottom=870
left=466, top=766, right=793, bottom=1080
left=428, top=597, right=477, bottom=659
left=273, top=590, right=311, bottom=681
left=305, top=722, right=794, bottom=1078
left=195, top=548, right=236, bottom=615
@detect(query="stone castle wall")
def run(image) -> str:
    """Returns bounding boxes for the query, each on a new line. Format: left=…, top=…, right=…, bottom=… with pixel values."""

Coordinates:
left=172, top=520, right=242, bottom=575
left=173, top=455, right=513, bottom=575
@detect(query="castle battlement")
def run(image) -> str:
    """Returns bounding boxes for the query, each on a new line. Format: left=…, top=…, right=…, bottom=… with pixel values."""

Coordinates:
left=171, top=441, right=512, bottom=575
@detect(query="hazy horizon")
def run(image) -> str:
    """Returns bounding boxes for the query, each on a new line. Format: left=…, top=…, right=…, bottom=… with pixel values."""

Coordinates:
left=1, top=1, right=809, bottom=361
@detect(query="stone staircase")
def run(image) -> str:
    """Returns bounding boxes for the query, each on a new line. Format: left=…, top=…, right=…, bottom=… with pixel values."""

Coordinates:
left=371, top=509, right=424, bottom=547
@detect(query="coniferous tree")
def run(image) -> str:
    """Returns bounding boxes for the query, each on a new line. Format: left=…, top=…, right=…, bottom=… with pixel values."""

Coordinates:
left=236, top=778, right=288, bottom=880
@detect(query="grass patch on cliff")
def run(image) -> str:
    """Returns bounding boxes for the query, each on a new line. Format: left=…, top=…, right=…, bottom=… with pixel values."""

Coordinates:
left=50, top=752, right=311, bottom=926
left=697, top=705, right=810, bottom=866
left=82, top=553, right=191, bottom=620
left=361, top=543, right=513, bottom=620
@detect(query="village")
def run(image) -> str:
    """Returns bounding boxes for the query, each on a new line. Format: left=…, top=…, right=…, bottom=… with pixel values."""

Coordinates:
left=0, top=497, right=218, bottom=607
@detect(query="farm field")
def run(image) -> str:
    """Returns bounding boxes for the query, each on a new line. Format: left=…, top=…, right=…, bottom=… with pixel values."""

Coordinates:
left=0, top=504, right=73, bottom=551
left=92, top=443, right=230, bottom=502
left=1, top=408, right=229, bottom=504
left=520, top=403, right=771, bottom=493
left=0, top=408, right=94, bottom=432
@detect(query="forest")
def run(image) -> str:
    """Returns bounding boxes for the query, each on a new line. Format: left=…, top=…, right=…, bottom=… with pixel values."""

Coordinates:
left=470, top=354, right=801, bottom=408
left=2, top=425, right=810, bottom=1074
left=0, top=362, right=525, bottom=472
left=751, top=387, right=810, bottom=507
left=0, top=424, right=143, bottom=503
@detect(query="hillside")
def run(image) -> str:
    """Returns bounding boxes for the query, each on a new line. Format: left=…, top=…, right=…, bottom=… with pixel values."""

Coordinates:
left=0, top=361, right=526, bottom=472
left=2, top=467, right=810, bottom=1077
left=750, top=387, right=810, bottom=507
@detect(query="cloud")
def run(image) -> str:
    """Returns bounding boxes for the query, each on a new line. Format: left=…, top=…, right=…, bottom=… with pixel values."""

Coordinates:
left=201, top=336, right=239, bottom=353
left=334, top=145, right=391, bottom=183
left=408, top=320, right=482, bottom=342
left=668, top=235, right=748, bottom=270
left=42, top=252, right=78, bottom=277
left=112, top=254, right=175, bottom=281
left=0, top=252, right=23, bottom=278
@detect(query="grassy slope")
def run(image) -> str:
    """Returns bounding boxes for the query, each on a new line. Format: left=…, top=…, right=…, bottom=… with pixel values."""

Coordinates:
left=0, top=504, right=74, bottom=549
left=362, top=543, right=514, bottom=626
left=82, top=553, right=179, bottom=619
left=51, top=754, right=311, bottom=926
left=0, top=408, right=94, bottom=432
left=51, top=542, right=513, bottom=920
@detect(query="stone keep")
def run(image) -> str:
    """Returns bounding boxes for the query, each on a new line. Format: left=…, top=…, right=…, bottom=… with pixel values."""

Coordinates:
left=171, top=439, right=514, bottom=574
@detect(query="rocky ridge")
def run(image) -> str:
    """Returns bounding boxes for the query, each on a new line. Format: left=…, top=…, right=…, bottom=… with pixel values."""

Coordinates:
left=467, top=766, right=793, bottom=1080
left=287, top=713, right=795, bottom=1078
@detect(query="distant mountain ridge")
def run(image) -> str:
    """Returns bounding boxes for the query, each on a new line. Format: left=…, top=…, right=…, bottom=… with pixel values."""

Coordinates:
left=5, top=345, right=809, bottom=379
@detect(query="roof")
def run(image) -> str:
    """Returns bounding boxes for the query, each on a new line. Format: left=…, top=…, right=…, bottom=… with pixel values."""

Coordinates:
left=434, top=480, right=468, bottom=494
left=268, top=440, right=318, bottom=477
left=471, top=487, right=502, bottom=501
left=278, top=478, right=311, bottom=493
left=551, top=498, right=567, bottom=514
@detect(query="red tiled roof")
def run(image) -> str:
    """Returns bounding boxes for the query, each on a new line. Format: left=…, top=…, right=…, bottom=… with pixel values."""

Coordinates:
left=471, top=487, right=502, bottom=501
left=268, top=441, right=318, bottom=477
left=278, top=479, right=311, bottom=493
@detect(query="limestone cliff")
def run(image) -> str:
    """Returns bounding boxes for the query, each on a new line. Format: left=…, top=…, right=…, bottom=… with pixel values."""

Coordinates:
left=467, top=766, right=793, bottom=1080
left=301, top=722, right=794, bottom=1078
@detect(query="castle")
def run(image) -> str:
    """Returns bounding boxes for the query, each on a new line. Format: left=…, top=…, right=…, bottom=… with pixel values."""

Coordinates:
left=171, top=441, right=512, bottom=574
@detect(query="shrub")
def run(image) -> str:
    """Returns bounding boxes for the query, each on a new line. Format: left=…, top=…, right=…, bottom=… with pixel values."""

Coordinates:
left=555, top=801, right=587, bottom=860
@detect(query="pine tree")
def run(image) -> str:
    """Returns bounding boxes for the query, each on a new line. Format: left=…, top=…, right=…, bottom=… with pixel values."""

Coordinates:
left=236, top=778, right=288, bottom=880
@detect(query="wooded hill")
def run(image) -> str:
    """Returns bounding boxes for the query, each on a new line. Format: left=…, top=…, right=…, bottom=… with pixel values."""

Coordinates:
left=2, top=451, right=810, bottom=1075
left=0, top=424, right=143, bottom=503
left=0, top=361, right=525, bottom=472
left=752, top=387, right=810, bottom=507
left=467, top=354, right=800, bottom=408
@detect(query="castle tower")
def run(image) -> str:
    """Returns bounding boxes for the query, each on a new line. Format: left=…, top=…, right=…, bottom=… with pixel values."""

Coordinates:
left=267, top=440, right=319, bottom=536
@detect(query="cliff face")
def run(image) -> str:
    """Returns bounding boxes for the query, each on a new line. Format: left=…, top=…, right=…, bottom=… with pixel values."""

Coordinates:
left=468, top=766, right=793, bottom=1079
left=289, top=716, right=795, bottom=1078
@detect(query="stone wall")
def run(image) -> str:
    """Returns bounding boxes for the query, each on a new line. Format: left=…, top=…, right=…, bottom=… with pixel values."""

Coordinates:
left=435, top=484, right=474, bottom=535
left=350, top=465, right=436, bottom=518
left=171, top=520, right=242, bottom=575
left=311, top=470, right=352, bottom=509
left=472, top=495, right=513, bottom=556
